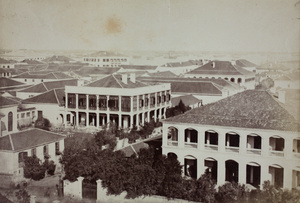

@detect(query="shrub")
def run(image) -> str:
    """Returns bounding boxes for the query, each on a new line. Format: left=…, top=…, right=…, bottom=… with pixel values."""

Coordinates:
left=43, top=160, right=56, bottom=176
left=23, top=155, right=45, bottom=181
left=215, top=182, right=246, bottom=203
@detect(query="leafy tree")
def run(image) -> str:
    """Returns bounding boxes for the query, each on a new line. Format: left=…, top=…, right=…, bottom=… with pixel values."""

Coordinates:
left=34, top=118, right=51, bottom=131
left=43, top=160, right=56, bottom=175
left=94, top=130, right=117, bottom=150
left=166, top=100, right=191, bottom=118
left=15, top=189, right=30, bottom=203
left=193, top=170, right=217, bottom=203
left=215, top=182, right=247, bottom=203
left=23, top=155, right=45, bottom=181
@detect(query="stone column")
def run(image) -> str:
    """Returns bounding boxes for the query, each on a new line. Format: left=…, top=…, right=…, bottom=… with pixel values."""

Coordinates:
left=218, top=130, right=226, bottom=153
left=260, top=163, right=270, bottom=189
left=197, top=129, right=204, bottom=151
left=130, top=115, right=133, bottom=129
left=65, top=92, right=68, bottom=108
left=77, top=176, right=84, bottom=199
left=178, top=126, right=185, bottom=148
left=96, top=179, right=106, bottom=202
left=238, top=160, right=246, bottom=184
left=130, top=96, right=133, bottom=112
left=283, top=167, right=292, bottom=190
left=76, top=111, right=79, bottom=126
left=217, top=160, right=226, bottom=186
left=118, top=113, right=122, bottom=129
left=262, top=136, right=270, bottom=157
left=162, top=124, right=168, bottom=147
left=239, top=133, right=247, bottom=155
left=96, top=95, right=99, bottom=110
left=96, top=112, right=99, bottom=128
left=141, top=112, right=145, bottom=126
left=86, top=95, right=89, bottom=110
left=86, top=112, right=89, bottom=127
left=284, top=138, right=293, bottom=159
left=75, top=94, right=78, bottom=109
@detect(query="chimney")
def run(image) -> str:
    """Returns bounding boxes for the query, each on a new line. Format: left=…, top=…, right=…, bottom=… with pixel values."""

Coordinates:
left=231, top=60, right=236, bottom=66
left=122, top=74, right=128, bottom=84
left=212, top=61, right=215, bottom=68
left=278, top=90, right=286, bottom=103
left=130, top=73, right=136, bottom=83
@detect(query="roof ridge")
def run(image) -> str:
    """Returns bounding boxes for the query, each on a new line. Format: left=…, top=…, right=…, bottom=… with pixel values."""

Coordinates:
left=42, top=82, right=48, bottom=91
left=53, top=89, right=60, bottom=105
left=8, top=134, right=14, bottom=151
left=112, top=74, right=124, bottom=88
left=52, top=72, right=58, bottom=79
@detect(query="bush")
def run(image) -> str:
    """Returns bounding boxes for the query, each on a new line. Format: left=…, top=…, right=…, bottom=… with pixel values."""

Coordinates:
left=24, top=155, right=45, bottom=181
left=34, top=118, right=51, bottom=131
left=43, top=160, right=56, bottom=176
left=215, top=182, right=247, bottom=203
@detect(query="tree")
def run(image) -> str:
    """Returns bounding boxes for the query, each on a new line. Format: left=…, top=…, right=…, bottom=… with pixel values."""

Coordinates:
left=193, top=170, right=217, bottom=203
left=166, top=100, right=191, bottom=118
left=215, top=182, right=247, bottom=203
left=23, top=155, right=45, bottom=181
left=43, top=160, right=56, bottom=176
left=34, top=118, right=51, bottom=131
left=15, top=189, right=30, bottom=203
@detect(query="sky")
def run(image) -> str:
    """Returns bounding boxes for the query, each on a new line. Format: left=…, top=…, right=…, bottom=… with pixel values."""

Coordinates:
left=0, top=0, right=299, bottom=53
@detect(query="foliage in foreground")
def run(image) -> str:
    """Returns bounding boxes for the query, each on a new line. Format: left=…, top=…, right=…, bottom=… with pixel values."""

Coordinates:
left=23, top=155, right=56, bottom=180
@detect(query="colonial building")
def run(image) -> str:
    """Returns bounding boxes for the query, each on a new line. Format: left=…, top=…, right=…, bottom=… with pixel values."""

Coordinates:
left=0, top=128, right=65, bottom=187
left=64, top=73, right=171, bottom=129
left=162, top=90, right=300, bottom=190
left=0, top=58, right=15, bottom=78
left=83, top=51, right=129, bottom=67
left=184, top=61, right=256, bottom=89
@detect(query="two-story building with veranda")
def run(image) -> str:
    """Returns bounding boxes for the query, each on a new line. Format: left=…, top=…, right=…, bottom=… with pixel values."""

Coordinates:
left=64, top=73, right=171, bottom=129
left=82, top=51, right=129, bottom=68
left=162, top=90, right=300, bottom=190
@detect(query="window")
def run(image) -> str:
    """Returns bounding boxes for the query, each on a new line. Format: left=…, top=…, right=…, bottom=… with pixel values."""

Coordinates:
left=18, top=152, right=28, bottom=163
left=31, top=148, right=36, bottom=156
left=55, top=142, right=60, bottom=155
left=17, top=114, right=19, bottom=119
left=21, top=113, right=25, bottom=118
left=32, top=79, right=35, bottom=82
left=25, top=79, right=27, bottom=82
left=43, top=145, right=48, bottom=155
left=26, top=112, right=30, bottom=117
left=8, top=112, right=13, bottom=131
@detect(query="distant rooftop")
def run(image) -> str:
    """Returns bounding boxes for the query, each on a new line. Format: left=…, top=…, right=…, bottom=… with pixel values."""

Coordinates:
left=0, top=95, right=20, bottom=107
left=236, top=59, right=257, bottom=67
left=22, top=88, right=65, bottom=105
left=165, top=90, right=300, bottom=132
left=187, top=61, right=255, bottom=76
left=19, top=79, right=77, bottom=93
left=13, top=72, right=73, bottom=79
left=86, top=74, right=149, bottom=88
left=0, top=128, right=65, bottom=152
left=0, top=78, right=24, bottom=87
left=171, top=95, right=202, bottom=107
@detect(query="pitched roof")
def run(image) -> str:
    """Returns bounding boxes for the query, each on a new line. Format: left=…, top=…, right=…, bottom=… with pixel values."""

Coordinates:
left=19, top=79, right=77, bottom=93
left=171, top=95, right=202, bottom=107
left=120, top=65, right=157, bottom=70
left=0, top=95, right=20, bottom=107
left=22, top=88, right=65, bottom=105
left=73, top=67, right=120, bottom=77
left=162, top=60, right=199, bottom=67
left=86, top=74, right=148, bottom=88
left=147, top=71, right=177, bottom=78
left=236, top=59, right=257, bottom=67
left=13, top=72, right=72, bottom=79
left=0, top=78, right=24, bottom=87
left=43, top=55, right=73, bottom=62
left=0, top=128, right=65, bottom=151
left=187, top=61, right=255, bottom=76
left=165, top=90, right=300, bottom=132
left=171, top=81, right=223, bottom=95
left=0, top=58, right=11, bottom=64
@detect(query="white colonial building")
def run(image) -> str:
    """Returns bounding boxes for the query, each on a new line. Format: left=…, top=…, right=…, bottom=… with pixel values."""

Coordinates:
left=184, top=60, right=256, bottom=89
left=162, top=90, right=300, bottom=190
left=65, top=73, right=171, bottom=129
left=83, top=51, right=129, bottom=68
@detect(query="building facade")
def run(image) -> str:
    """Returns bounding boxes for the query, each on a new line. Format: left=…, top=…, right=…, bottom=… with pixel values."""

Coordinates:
left=162, top=90, right=300, bottom=190
left=83, top=52, right=129, bottom=67
left=65, top=74, right=171, bottom=129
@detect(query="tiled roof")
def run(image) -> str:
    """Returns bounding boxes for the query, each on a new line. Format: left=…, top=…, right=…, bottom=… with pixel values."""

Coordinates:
left=0, top=78, right=24, bottom=87
left=121, top=65, right=157, bottom=70
left=147, top=71, right=177, bottom=78
left=171, top=82, right=222, bottom=95
left=43, top=55, right=73, bottom=62
left=162, top=60, right=200, bottom=67
left=0, top=128, right=65, bottom=151
left=86, top=74, right=148, bottom=88
left=236, top=59, right=257, bottom=67
left=13, top=72, right=72, bottom=79
left=187, top=61, right=254, bottom=76
left=119, top=142, right=149, bottom=157
left=165, top=90, right=300, bottom=132
left=0, top=95, right=20, bottom=107
left=73, top=67, right=120, bottom=77
left=19, top=79, right=77, bottom=93
left=171, top=95, right=202, bottom=107
left=21, top=59, right=44, bottom=64
left=22, top=88, right=65, bottom=105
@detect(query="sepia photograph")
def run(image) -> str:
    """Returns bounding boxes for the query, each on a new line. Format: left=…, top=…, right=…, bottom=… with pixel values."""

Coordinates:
left=0, top=0, right=299, bottom=202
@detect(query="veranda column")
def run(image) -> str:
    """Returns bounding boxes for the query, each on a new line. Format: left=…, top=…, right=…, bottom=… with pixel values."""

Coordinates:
left=178, top=125, right=185, bottom=148
left=198, top=157, right=205, bottom=179
left=260, top=162, right=270, bottom=189
left=76, top=111, right=79, bottom=126
left=154, top=93, right=157, bottom=122
left=162, top=124, right=168, bottom=147
left=218, top=130, right=226, bottom=153
left=284, top=138, right=293, bottom=159
left=86, top=95, right=89, bottom=110
left=118, top=96, right=122, bottom=129
left=106, top=96, right=110, bottom=126
left=217, top=160, right=226, bottom=186
left=141, top=111, right=145, bottom=126
left=75, top=94, right=78, bottom=109
left=283, top=166, right=292, bottom=190
left=262, top=136, right=270, bottom=157
left=86, top=112, right=89, bottom=127
left=197, top=128, right=204, bottom=150
left=96, top=95, right=99, bottom=110
left=238, top=160, right=246, bottom=184
left=65, top=92, right=68, bottom=108
left=96, top=112, right=99, bottom=128
left=239, top=133, right=247, bottom=155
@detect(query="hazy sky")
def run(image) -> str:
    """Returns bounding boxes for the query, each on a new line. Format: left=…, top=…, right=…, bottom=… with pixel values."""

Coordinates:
left=0, top=0, right=299, bottom=53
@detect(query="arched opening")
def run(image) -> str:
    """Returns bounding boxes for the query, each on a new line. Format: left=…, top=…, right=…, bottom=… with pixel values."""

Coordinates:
left=247, top=134, right=261, bottom=155
left=293, top=138, right=300, bottom=154
left=224, top=78, right=228, bottom=80
left=18, top=151, right=28, bottom=167
left=8, top=112, right=13, bottom=131
left=269, top=136, right=285, bottom=157
left=205, top=157, right=217, bottom=181
left=184, top=155, right=197, bottom=179
left=269, top=164, right=283, bottom=188
left=246, top=162, right=261, bottom=188
left=205, top=130, right=218, bottom=151
left=167, top=152, right=177, bottom=160
left=168, top=127, right=178, bottom=146
left=225, top=132, right=240, bottom=153
left=237, top=78, right=242, bottom=83
left=292, top=170, right=300, bottom=188
left=184, top=128, right=198, bottom=148
left=226, top=160, right=239, bottom=182
left=230, top=78, right=235, bottom=82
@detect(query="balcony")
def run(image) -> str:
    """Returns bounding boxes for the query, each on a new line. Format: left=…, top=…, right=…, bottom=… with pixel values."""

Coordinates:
left=225, top=146, right=239, bottom=153
left=167, top=141, right=178, bottom=147
left=89, top=106, right=97, bottom=110
left=247, top=148, right=261, bottom=155
left=184, top=142, right=197, bottom=148
left=68, top=104, right=76, bottom=108
left=204, top=144, right=218, bottom=151
left=78, top=105, right=86, bottom=109
left=109, top=107, right=119, bottom=111
left=269, top=150, right=284, bottom=157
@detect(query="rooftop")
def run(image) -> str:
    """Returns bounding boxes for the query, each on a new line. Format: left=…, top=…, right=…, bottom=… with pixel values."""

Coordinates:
left=0, top=128, right=65, bottom=152
left=22, top=88, right=65, bottom=105
left=236, top=59, right=257, bottom=67
left=186, top=61, right=255, bottom=76
left=0, top=95, right=20, bottom=107
left=86, top=74, right=149, bottom=88
left=13, top=72, right=73, bottom=79
left=0, top=78, right=24, bottom=87
left=18, top=79, right=77, bottom=93
left=165, top=90, right=300, bottom=132
left=171, top=95, right=202, bottom=107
